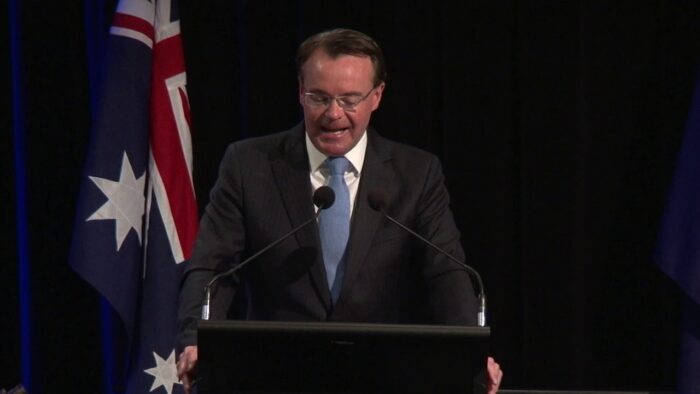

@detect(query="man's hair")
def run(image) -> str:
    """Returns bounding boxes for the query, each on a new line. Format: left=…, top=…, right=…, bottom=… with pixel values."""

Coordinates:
left=297, top=28, right=387, bottom=87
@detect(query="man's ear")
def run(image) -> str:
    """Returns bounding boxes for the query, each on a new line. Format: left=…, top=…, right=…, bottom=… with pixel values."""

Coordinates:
left=298, top=78, right=305, bottom=106
left=371, top=82, right=386, bottom=111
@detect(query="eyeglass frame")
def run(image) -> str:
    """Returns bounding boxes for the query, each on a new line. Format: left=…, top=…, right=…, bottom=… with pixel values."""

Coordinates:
left=301, top=86, right=377, bottom=112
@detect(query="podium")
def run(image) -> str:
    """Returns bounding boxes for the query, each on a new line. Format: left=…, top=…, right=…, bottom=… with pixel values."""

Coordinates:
left=197, top=320, right=490, bottom=393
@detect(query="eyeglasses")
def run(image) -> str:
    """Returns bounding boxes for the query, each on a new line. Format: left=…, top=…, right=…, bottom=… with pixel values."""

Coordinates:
left=302, top=87, right=375, bottom=112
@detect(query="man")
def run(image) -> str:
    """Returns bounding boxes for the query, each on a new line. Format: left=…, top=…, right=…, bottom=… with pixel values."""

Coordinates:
left=177, top=28, right=502, bottom=393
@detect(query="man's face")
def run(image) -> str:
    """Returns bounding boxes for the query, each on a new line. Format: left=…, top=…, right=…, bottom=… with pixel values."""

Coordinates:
left=299, top=50, right=384, bottom=157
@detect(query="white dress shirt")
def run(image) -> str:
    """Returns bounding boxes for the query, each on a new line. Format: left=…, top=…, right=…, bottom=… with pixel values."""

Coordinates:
left=305, top=131, right=367, bottom=216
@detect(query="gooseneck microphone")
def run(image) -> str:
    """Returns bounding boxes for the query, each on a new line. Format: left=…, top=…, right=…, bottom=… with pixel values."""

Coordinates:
left=367, top=189, right=487, bottom=327
left=201, top=186, right=335, bottom=320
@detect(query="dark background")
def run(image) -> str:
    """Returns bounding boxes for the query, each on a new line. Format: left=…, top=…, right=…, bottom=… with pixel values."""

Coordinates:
left=3, top=0, right=700, bottom=392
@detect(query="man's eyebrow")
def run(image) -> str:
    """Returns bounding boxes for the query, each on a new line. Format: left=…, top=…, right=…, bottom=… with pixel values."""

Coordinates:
left=305, top=88, right=330, bottom=95
left=305, top=88, right=364, bottom=96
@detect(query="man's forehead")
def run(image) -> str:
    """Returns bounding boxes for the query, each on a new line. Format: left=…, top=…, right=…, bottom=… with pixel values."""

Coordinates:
left=301, top=50, right=374, bottom=79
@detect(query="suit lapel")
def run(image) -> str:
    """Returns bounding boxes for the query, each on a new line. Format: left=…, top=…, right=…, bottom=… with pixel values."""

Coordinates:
left=336, top=130, right=395, bottom=308
left=270, top=125, right=332, bottom=310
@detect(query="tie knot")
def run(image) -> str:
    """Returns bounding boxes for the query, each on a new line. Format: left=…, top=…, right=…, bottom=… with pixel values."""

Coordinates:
left=326, top=156, right=351, bottom=176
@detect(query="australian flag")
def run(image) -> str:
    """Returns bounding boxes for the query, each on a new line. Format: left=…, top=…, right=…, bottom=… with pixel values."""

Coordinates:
left=70, top=0, right=198, bottom=393
left=655, top=67, right=700, bottom=394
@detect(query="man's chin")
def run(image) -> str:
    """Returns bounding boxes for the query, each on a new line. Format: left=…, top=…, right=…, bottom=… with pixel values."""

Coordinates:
left=316, top=140, right=353, bottom=157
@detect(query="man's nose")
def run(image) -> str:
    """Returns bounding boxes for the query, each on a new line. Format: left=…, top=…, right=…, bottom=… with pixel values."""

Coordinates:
left=324, top=99, right=344, bottom=119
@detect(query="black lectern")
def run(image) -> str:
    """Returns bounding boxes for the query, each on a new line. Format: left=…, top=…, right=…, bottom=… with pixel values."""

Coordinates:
left=197, top=320, right=490, bottom=393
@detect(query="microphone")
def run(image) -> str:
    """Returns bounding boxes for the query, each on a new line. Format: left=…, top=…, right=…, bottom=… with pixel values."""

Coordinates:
left=368, top=189, right=487, bottom=327
left=201, top=186, right=335, bottom=320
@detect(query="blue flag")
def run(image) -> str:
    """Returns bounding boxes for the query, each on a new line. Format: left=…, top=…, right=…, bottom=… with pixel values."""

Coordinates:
left=656, top=68, right=700, bottom=394
left=70, top=1, right=198, bottom=393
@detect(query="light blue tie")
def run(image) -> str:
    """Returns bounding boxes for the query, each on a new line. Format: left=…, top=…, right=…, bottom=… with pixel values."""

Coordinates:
left=319, top=157, right=351, bottom=304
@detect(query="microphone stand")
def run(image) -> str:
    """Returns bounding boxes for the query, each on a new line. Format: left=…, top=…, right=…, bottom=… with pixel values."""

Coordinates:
left=201, top=186, right=334, bottom=320
left=380, top=212, right=487, bottom=327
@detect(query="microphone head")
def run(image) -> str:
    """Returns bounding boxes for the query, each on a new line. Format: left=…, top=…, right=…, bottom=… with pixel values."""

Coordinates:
left=313, top=186, right=335, bottom=209
left=367, top=189, right=388, bottom=211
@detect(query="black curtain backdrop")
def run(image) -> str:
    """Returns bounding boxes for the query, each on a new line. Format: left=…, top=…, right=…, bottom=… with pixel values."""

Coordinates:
left=3, top=0, right=700, bottom=392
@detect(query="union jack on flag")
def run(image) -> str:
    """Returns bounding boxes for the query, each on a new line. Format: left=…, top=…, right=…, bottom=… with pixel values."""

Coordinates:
left=70, top=0, right=197, bottom=393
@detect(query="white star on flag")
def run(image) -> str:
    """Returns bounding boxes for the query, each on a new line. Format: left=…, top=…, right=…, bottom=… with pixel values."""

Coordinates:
left=144, top=350, right=182, bottom=394
left=86, top=151, right=146, bottom=251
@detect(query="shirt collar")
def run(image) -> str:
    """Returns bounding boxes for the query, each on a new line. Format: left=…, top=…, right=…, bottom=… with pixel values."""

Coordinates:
left=305, top=130, right=367, bottom=174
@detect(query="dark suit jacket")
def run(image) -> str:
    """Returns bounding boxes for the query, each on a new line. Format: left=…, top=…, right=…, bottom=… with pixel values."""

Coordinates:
left=177, top=124, right=477, bottom=348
